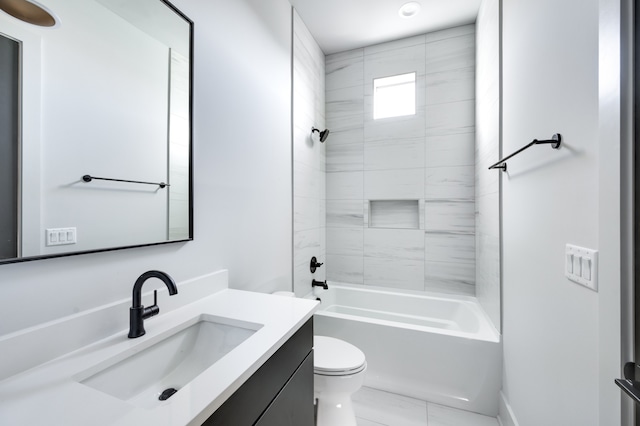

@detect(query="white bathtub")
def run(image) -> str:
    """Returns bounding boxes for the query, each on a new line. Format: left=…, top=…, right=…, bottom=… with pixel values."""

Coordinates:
left=309, top=283, right=502, bottom=416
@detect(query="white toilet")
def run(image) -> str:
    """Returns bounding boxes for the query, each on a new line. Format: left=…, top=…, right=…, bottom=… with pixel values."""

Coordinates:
left=272, top=291, right=367, bottom=425
left=314, top=335, right=367, bottom=426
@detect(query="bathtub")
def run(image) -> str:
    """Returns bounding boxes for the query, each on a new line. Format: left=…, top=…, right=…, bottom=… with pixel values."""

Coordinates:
left=309, top=283, right=502, bottom=416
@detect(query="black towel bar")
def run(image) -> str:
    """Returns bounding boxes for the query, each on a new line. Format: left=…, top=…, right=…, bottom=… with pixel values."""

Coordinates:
left=82, top=174, right=169, bottom=188
left=488, top=133, right=562, bottom=172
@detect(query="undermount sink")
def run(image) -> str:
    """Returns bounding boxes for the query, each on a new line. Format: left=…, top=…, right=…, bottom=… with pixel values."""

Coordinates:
left=77, top=314, right=262, bottom=409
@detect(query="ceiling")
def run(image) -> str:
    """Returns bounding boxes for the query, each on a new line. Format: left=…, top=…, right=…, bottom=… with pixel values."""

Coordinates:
left=288, top=0, right=482, bottom=55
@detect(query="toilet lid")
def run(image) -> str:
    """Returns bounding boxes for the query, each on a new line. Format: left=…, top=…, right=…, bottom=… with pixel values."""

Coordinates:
left=314, top=336, right=366, bottom=374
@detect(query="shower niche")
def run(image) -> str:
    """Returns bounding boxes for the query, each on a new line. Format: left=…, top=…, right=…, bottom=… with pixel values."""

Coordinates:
left=367, top=200, right=420, bottom=229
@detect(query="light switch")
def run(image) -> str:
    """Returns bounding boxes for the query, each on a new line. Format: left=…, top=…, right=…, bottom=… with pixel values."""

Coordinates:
left=573, top=255, right=582, bottom=277
left=566, top=254, right=573, bottom=274
left=565, top=244, right=598, bottom=292
left=581, top=257, right=591, bottom=280
left=46, top=227, right=77, bottom=246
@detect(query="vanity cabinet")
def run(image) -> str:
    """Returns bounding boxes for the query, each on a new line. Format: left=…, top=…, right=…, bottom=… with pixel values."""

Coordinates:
left=203, top=318, right=314, bottom=426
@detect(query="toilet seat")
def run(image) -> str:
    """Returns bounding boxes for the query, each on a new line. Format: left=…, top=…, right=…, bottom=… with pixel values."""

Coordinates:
left=314, top=336, right=366, bottom=376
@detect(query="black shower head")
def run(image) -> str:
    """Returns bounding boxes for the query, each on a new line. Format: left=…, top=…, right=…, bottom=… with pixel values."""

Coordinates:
left=312, top=127, right=330, bottom=143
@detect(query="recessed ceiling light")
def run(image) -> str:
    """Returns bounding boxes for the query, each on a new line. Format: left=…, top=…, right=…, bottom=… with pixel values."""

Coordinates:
left=0, top=0, right=58, bottom=27
left=399, top=1, right=421, bottom=18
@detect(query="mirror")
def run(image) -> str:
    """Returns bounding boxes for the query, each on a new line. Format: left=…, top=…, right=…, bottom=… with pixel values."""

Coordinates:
left=0, top=0, right=193, bottom=264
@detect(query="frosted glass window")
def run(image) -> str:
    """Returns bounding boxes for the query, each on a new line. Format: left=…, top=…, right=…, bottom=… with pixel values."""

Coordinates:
left=373, top=72, right=416, bottom=119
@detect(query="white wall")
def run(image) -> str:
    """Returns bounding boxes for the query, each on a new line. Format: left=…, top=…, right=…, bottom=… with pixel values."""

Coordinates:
left=292, top=11, right=326, bottom=297
left=0, top=0, right=293, bottom=335
left=501, top=0, right=600, bottom=424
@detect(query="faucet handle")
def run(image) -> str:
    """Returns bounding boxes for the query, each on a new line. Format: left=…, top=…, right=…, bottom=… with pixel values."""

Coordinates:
left=310, top=256, right=324, bottom=273
left=143, top=290, right=160, bottom=319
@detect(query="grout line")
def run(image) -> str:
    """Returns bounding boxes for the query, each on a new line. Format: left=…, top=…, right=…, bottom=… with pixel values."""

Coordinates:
left=425, top=399, right=430, bottom=425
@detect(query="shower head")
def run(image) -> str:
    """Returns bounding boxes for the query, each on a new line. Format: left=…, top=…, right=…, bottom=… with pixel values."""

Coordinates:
left=312, top=127, right=330, bottom=143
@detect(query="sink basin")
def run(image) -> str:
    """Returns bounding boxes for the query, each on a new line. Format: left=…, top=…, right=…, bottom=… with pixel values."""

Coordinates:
left=77, top=314, right=262, bottom=409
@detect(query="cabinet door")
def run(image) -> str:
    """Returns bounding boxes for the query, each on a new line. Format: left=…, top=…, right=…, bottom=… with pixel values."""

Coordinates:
left=203, top=318, right=313, bottom=425
left=255, top=352, right=314, bottom=426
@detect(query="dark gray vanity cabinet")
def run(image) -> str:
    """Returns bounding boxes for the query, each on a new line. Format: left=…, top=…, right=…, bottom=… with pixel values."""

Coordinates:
left=203, top=318, right=314, bottom=426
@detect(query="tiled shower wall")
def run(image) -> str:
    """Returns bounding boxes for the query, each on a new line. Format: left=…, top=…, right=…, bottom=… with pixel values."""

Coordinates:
left=475, top=0, right=501, bottom=330
left=325, top=26, right=477, bottom=294
left=292, top=11, right=326, bottom=297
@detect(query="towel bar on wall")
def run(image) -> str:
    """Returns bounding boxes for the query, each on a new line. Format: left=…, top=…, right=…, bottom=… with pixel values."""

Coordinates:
left=488, top=133, right=562, bottom=172
left=82, top=174, right=169, bottom=188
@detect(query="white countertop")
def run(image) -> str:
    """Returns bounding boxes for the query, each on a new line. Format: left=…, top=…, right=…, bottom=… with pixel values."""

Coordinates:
left=0, top=288, right=318, bottom=425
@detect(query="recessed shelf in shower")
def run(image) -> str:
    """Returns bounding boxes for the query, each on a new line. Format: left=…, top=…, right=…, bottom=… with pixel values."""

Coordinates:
left=368, top=200, right=419, bottom=229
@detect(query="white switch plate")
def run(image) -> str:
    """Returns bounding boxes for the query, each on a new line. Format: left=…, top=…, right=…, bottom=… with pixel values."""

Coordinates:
left=565, top=244, right=598, bottom=292
left=46, top=227, right=77, bottom=246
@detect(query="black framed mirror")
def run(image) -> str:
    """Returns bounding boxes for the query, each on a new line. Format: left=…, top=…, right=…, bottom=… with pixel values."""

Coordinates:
left=0, top=0, right=193, bottom=264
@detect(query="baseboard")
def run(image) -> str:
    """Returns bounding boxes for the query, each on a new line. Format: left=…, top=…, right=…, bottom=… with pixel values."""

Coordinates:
left=497, top=391, right=519, bottom=426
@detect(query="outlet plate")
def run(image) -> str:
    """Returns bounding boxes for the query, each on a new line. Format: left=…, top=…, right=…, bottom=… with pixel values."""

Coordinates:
left=46, top=227, right=77, bottom=246
left=565, top=244, right=598, bottom=292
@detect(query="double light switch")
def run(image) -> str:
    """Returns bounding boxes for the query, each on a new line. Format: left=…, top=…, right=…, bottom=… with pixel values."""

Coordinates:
left=565, top=244, right=598, bottom=292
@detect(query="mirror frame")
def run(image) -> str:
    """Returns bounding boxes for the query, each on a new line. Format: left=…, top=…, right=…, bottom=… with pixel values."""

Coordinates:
left=1, top=0, right=194, bottom=265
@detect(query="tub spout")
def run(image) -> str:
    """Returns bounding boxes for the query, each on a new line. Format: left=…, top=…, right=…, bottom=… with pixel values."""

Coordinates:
left=312, top=279, right=328, bottom=290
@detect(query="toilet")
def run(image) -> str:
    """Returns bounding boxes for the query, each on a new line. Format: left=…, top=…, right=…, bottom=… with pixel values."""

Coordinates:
left=272, top=291, right=367, bottom=426
left=313, top=336, right=367, bottom=426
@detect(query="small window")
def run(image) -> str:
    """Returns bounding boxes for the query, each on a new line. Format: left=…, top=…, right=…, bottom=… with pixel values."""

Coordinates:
left=373, top=72, right=416, bottom=120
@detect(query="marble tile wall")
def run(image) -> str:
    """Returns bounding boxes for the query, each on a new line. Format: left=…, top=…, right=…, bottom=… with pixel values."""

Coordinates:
left=325, top=25, right=477, bottom=294
left=292, top=11, right=326, bottom=297
left=475, top=0, right=502, bottom=331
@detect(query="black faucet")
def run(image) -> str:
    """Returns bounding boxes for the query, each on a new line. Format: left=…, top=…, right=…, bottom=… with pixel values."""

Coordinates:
left=312, top=279, right=328, bottom=290
left=128, top=270, right=178, bottom=338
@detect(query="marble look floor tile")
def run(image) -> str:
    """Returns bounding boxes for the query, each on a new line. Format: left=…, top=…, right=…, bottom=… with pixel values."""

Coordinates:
left=357, top=418, right=387, bottom=426
left=352, top=387, right=428, bottom=426
left=427, top=403, right=499, bottom=426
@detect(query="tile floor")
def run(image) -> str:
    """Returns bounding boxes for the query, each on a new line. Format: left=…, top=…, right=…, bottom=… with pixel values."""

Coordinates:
left=352, top=387, right=499, bottom=426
